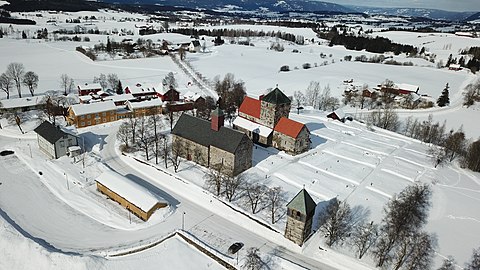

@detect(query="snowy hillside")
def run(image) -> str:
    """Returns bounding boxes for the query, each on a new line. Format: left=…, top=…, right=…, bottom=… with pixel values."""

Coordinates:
left=0, top=8, right=480, bottom=270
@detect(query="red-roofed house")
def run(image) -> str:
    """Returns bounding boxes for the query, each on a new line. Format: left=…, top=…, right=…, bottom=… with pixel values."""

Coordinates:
left=273, top=117, right=310, bottom=155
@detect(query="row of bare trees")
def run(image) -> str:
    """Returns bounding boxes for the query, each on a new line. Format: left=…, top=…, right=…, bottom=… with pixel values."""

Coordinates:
left=0, top=62, right=39, bottom=99
left=213, top=73, right=246, bottom=122
left=117, top=113, right=182, bottom=171
left=204, top=169, right=287, bottom=224
left=293, top=81, right=340, bottom=112
left=318, top=184, right=436, bottom=269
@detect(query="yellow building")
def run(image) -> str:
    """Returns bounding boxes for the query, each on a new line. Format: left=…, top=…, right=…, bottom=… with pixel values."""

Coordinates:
left=67, top=100, right=117, bottom=128
left=95, top=171, right=168, bottom=221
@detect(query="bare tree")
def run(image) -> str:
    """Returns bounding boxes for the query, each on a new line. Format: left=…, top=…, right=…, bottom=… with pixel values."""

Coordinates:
left=465, top=247, right=480, bottom=270
left=178, top=46, right=186, bottom=61
left=243, top=247, right=265, bottom=270
left=245, top=180, right=267, bottom=214
left=169, top=137, right=183, bottom=173
left=161, top=135, right=170, bottom=168
left=20, top=71, right=39, bottom=97
left=60, top=74, right=75, bottom=95
left=107, top=73, right=119, bottom=91
left=305, top=81, right=321, bottom=108
left=318, top=199, right=365, bottom=246
left=0, top=72, right=13, bottom=99
left=351, top=221, right=378, bottom=259
left=43, top=91, right=67, bottom=124
left=393, top=231, right=436, bottom=270
left=223, top=174, right=246, bottom=202
left=462, top=140, right=480, bottom=172
left=136, top=115, right=152, bottom=160
left=167, top=111, right=179, bottom=131
left=162, top=72, right=178, bottom=91
left=266, top=186, right=286, bottom=224
left=93, top=73, right=108, bottom=90
left=204, top=163, right=225, bottom=196
left=437, top=256, right=456, bottom=270
left=117, top=122, right=132, bottom=150
left=367, top=106, right=400, bottom=132
left=149, top=114, right=164, bottom=165
left=127, top=114, right=138, bottom=146
left=443, top=128, right=466, bottom=162
left=373, top=184, right=432, bottom=268
left=6, top=62, right=25, bottom=98
left=427, top=145, right=448, bottom=168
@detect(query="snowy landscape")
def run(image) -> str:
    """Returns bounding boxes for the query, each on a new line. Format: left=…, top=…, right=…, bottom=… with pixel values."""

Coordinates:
left=1, top=1, right=480, bottom=270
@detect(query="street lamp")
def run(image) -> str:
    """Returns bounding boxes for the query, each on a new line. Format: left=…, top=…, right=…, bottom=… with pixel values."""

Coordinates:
left=182, top=211, right=186, bottom=231
left=64, top=172, right=69, bottom=190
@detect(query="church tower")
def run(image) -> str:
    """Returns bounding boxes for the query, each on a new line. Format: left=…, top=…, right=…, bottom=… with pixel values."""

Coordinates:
left=284, top=188, right=317, bottom=246
left=211, top=107, right=224, bottom=131
left=259, top=87, right=291, bottom=129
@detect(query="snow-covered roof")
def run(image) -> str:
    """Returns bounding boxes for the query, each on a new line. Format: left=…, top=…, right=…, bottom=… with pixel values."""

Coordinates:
left=70, top=100, right=117, bottom=116
left=78, top=96, right=92, bottom=102
left=105, top=94, right=135, bottom=103
left=127, top=82, right=160, bottom=94
left=96, top=171, right=167, bottom=212
left=78, top=83, right=102, bottom=91
left=396, top=83, right=419, bottom=92
left=0, top=96, right=45, bottom=109
left=183, top=91, right=203, bottom=102
left=449, top=64, right=461, bottom=69
left=233, top=116, right=273, bottom=137
left=126, top=98, right=163, bottom=110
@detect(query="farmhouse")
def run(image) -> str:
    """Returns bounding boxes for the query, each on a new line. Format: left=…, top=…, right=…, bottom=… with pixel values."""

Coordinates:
left=33, top=121, right=78, bottom=159
left=327, top=108, right=346, bottom=122
left=95, top=171, right=168, bottom=221
left=0, top=96, right=46, bottom=113
left=284, top=188, right=316, bottom=246
left=78, top=83, right=102, bottom=96
left=67, top=100, right=117, bottom=128
left=172, top=109, right=253, bottom=176
left=126, top=99, right=163, bottom=117
left=125, top=83, right=159, bottom=101
left=234, top=87, right=311, bottom=155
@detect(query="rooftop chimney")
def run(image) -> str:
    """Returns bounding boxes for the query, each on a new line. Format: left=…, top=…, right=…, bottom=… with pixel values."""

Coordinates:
left=211, top=107, right=224, bottom=131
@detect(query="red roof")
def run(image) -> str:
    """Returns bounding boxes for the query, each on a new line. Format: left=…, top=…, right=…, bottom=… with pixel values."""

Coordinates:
left=239, top=96, right=261, bottom=118
left=274, top=117, right=305, bottom=138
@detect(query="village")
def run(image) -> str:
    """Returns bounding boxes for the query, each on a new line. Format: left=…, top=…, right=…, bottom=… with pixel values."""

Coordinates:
left=0, top=3, right=480, bottom=270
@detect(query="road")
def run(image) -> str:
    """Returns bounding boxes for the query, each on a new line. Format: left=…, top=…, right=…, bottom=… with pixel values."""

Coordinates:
left=0, top=128, right=346, bottom=269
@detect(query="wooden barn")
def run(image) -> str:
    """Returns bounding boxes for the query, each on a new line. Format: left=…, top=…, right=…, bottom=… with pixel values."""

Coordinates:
left=96, top=171, right=168, bottom=221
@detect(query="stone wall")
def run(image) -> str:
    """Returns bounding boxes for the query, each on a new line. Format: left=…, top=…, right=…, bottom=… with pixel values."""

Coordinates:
left=209, top=146, right=236, bottom=176
left=259, top=101, right=291, bottom=129
left=233, top=136, right=253, bottom=175
left=233, top=125, right=271, bottom=146
left=284, top=212, right=313, bottom=246
left=172, top=135, right=209, bottom=167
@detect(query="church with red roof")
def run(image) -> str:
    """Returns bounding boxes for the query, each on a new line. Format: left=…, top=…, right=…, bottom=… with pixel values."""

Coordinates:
left=233, top=87, right=311, bottom=155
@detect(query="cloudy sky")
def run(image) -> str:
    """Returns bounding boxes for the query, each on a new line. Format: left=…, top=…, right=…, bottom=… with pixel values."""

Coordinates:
left=322, top=0, right=480, bottom=12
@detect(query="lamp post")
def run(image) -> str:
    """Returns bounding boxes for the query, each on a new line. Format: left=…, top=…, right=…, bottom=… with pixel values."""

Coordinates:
left=28, top=143, right=32, bottom=158
left=182, top=211, right=186, bottom=231
left=64, top=172, right=69, bottom=190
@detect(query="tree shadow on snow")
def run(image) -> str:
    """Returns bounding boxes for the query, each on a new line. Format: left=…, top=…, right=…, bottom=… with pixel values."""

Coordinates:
left=78, top=132, right=108, bottom=152
left=124, top=173, right=180, bottom=208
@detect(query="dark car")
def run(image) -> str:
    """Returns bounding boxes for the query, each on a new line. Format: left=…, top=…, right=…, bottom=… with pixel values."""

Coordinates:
left=0, top=150, right=14, bottom=156
left=228, top=242, right=244, bottom=254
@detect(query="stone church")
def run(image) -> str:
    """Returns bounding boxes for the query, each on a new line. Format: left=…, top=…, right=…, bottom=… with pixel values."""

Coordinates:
left=171, top=109, right=253, bottom=176
left=284, top=188, right=317, bottom=246
left=233, top=87, right=311, bottom=155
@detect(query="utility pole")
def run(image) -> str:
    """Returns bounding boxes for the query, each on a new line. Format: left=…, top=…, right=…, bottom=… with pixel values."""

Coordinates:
left=82, top=136, right=85, bottom=169
left=182, top=211, right=186, bottom=231
left=64, top=172, right=69, bottom=190
left=28, top=143, right=32, bottom=158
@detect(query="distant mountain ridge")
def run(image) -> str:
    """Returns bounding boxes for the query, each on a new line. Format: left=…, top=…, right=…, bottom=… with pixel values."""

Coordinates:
left=347, top=6, right=477, bottom=21
left=102, top=0, right=353, bottom=13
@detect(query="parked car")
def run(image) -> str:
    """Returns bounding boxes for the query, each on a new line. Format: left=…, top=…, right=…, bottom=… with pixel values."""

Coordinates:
left=0, top=150, right=14, bottom=156
left=228, top=242, right=244, bottom=254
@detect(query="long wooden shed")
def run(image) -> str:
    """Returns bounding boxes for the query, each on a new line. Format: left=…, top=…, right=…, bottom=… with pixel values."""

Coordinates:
left=96, top=171, right=168, bottom=221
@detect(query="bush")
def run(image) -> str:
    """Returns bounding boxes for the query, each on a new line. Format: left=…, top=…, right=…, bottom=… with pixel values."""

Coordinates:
left=302, top=63, right=311, bottom=69
left=280, top=65, right=290, bottom=72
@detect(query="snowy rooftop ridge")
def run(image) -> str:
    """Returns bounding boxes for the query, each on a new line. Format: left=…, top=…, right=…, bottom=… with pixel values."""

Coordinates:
left=396, top=83, right=419, bottom=92
left=0, top=95, right=45, bottom=109
left=70, top=100, right=117, bottom=116
left=126, top=98, right=163, bottom=109
left=78, top=83, right=102, bottom=91
left=233, top=116, right=273, bottom=137
left=96, top=171, right=167, bottom=213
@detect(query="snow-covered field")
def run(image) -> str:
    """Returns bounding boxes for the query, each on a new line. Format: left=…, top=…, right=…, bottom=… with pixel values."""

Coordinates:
left=1, top=9, right=480, bottom=270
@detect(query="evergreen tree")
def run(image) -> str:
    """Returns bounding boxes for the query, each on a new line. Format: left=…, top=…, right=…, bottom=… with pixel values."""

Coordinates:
left=106, top=36, right=112, bottom=52
left=116, top=80, right=123, bottom=94
left=437, top=83, right=450, bottom=107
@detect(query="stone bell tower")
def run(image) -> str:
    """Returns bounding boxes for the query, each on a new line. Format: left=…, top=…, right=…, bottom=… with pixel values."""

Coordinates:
left=259, top=87, right=291, bottom=129
left=284, top=188, right=317, bottom=246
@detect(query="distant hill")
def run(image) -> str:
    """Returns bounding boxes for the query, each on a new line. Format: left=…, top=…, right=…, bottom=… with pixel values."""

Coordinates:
left=347, top=6, right=477, bottom=21
left=100, top=0, right=353, bottom=13
left=1, top=0, right=105, bottom=12
left=465, top=12, right=480, bottom=22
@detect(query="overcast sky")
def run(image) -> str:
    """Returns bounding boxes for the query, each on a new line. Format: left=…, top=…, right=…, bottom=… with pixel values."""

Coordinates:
left=322, top=0, right=480, bottom=12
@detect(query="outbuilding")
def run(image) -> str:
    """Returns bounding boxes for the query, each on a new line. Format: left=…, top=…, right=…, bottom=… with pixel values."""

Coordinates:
left=95, top=171, right=168, bottom=221
left=33, top=121, right=78, bottom=159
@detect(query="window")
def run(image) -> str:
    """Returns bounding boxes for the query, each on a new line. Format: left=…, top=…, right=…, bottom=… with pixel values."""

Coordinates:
left=81, top=115, right=85, bottom=120
left=102, top=112, right=106, bottom=116
left=87, top=115, right=91, bottom=119
left=81, top=122, right=85, bottom=126
left=87, top=121, right=91, bottom=125
left=111, top=117, right=115, bottom=121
